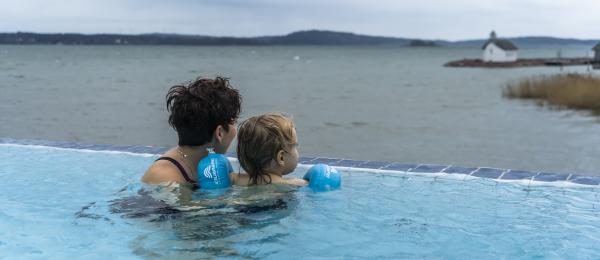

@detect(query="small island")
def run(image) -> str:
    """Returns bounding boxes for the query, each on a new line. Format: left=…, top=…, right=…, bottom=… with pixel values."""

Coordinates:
left=408, top=39, right=437, bottom=47
left=445, top=57, right=593, bottom=68
left=445, top=31, right=598, bottom=68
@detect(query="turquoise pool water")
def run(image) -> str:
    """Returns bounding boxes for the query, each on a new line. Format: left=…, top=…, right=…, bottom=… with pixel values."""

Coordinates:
left=1, top=143, right=600, bottom=259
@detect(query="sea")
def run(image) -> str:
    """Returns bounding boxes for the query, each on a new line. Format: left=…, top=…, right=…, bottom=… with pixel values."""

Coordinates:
left=1, top=44, right=599, bottom=175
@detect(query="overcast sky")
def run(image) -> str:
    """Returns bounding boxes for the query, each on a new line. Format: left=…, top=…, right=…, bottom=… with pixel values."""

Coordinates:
left=1, top=0, right=599, bottom=40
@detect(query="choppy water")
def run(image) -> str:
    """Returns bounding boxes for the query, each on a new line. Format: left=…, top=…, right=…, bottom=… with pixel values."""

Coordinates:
left=1, top=45, right=599, bottom=174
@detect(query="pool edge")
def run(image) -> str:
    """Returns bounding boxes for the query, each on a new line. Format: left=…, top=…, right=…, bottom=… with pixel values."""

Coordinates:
left=2, top=137, right=599, bottom=187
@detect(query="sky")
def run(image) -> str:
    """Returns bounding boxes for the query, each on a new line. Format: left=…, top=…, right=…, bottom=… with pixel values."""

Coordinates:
left=1, top=0, right=599, bottom=41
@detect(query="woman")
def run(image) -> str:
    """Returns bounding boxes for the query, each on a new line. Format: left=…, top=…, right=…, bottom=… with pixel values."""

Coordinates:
left=141, top=77, right=242, bottom=188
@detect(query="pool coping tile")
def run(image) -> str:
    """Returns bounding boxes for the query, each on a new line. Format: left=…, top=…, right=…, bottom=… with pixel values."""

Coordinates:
left=309, top=157, right=343, bottom=165
left=534, top=172, right=570, bottom=182
left=333, top=159, right=366, bottom=167
left=0, top=138, right=169, bottom=154
left=568, top=175, right=600, bottom=185
left=443, top=166, right=478, bottom=175
left=500, top=170, right=538, bottom=180
left=471, top=167, right=506, bottom=179
left=356, top=161, right=393, bottom=169
left=3, top=138, right=599, bottom=187
left=299, top=156, right=317, bottom=164
left=409, top=164, right=448, bottom=173
left=381, top=163, right=419, bottom=172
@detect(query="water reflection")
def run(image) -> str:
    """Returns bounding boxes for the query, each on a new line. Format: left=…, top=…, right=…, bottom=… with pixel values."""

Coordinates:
left=105, top=183, right=298, bottom=256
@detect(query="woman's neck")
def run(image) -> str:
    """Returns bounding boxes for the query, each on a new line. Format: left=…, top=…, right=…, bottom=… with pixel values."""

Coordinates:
left=177, top=145, right=210, bottom=165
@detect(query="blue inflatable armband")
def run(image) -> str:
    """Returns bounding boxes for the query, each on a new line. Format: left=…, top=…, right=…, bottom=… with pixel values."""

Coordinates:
left=197, top=153, right=232, bottom=189
left=303, top=164, right=342, bottom=192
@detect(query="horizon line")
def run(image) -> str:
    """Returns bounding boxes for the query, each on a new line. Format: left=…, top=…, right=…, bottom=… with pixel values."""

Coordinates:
left=2, top=29, right=599, bottom=43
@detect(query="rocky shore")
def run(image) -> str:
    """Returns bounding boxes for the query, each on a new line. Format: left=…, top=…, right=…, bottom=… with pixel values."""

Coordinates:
left=445, top=58, right=593, bottom=68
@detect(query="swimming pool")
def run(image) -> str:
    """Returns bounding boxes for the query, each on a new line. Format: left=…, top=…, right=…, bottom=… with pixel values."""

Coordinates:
left=2, top=138, right=600, bottom=259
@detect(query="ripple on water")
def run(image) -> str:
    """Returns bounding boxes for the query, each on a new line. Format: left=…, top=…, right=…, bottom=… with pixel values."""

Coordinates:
left=2, top=144, right=600, bottom=258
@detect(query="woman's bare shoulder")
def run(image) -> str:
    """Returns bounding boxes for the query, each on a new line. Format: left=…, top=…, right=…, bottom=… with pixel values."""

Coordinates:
left=142, top=160, right=186, bottom=184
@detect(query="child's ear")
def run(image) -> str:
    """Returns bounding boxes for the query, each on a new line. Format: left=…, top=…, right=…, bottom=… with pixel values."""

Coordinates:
left=277, top=150, right=285, bottom=166
left=214, top=125, right=224, bottom=142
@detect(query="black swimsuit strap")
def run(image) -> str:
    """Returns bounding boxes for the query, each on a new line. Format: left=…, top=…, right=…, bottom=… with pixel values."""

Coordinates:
left=154, top=157, right=197, bottom=185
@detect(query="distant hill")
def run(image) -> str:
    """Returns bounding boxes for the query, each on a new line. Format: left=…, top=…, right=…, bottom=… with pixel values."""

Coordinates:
left=265, top=30, right=412, bottom=45
left=0, top=30, right=413, bottom=46
left=0, top=30, right=597, bottom=47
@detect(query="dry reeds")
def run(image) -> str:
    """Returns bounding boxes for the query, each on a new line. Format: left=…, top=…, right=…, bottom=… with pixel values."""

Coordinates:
left=503, top=73, right=600, bottom=112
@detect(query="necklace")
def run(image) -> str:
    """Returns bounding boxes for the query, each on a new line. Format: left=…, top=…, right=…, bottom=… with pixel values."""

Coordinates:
left=177, top=147, right=189, bottom=159
left=176, top=147, right=196, bottom=176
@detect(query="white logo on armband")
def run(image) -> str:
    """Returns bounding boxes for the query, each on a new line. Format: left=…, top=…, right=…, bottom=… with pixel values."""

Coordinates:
left=204, top=159, right=216, bottom=179
left=325, top=166, right=332, bottom=178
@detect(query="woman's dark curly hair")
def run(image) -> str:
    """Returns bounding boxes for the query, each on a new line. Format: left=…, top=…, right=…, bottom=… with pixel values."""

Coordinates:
left=166, top=77, right=241, bottom=146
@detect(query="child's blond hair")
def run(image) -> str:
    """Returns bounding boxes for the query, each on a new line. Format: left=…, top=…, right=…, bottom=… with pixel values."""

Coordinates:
left=236, top=113, right=297, bottom=185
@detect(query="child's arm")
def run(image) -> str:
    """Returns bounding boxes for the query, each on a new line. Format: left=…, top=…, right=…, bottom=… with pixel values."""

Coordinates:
left=279, top=178, right=308, bottom=186
left=229, top=172, right=308, bottom=186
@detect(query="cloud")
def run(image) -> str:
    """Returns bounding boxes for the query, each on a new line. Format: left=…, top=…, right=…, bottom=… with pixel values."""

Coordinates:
left=0, top=0, right=598, bottom=40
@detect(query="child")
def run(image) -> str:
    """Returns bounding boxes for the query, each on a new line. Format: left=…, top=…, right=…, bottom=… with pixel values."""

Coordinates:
left=231, top=113, right=308, bottom=186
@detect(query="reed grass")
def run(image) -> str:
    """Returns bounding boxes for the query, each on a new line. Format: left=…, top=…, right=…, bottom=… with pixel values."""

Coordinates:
left=503, top=74, right=600, bottom=112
